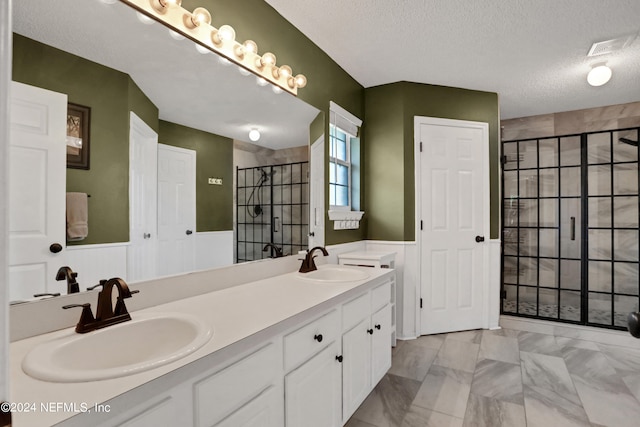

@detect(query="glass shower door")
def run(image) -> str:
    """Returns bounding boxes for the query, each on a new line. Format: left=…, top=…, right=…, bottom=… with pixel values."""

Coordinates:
left=502, top=135, right=583, bottom=322
left=586, top=129, right=640, bottom=327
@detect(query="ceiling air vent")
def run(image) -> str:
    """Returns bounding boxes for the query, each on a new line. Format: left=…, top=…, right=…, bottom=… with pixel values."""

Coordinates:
left=587, top=34, right=636, bottom=56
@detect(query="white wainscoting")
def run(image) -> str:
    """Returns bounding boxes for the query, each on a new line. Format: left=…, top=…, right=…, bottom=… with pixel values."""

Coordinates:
left=66, top=243, right=129, bottom=290
left=195, top=231, right=233, bottom=271
left=488, top=239, right=501, bottom=330
left=365, top=241, right=417, bottom=340
left=324, top=241, right=366, bottom=264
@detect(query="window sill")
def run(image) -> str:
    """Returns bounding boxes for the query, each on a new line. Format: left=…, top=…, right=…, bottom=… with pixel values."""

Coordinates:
left=328, top=210, right=364, bottom=230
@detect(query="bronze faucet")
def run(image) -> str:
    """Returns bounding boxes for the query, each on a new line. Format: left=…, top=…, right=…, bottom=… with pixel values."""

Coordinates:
left=299, top=246, right=329, bottom=273
left=263, top=243, right=284, bottom=258
left=63, top=277, right=139, bottom=334
left=56, top=266, right=80, bottom=294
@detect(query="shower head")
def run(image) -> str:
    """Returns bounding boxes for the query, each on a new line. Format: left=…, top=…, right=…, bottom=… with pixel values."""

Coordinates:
left=619, top=137, right=638, bottom=147
left=259, top=167, right=277, bottom=181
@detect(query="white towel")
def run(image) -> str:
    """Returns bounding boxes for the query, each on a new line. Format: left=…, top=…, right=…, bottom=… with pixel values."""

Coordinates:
left=66, top=192, right=88, bottom=241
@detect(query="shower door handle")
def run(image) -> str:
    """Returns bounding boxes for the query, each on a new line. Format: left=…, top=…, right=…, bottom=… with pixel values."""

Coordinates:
left=570, top=217, right=576, bottom=241
left=273, top=217, right=280, bottom=233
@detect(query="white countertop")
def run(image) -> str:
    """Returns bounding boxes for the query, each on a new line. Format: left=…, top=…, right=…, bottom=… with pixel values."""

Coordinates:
left=10, top=265, right=393, bottom=426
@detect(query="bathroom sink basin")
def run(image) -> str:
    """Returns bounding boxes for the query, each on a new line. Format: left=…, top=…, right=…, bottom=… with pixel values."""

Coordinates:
left=297, top=266, right=370, bottom=283
left=22, top=312, right=212, bottom=383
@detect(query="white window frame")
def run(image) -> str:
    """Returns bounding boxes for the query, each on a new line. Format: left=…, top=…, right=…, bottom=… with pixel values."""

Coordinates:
left=328, top=101, right=363, bottom=212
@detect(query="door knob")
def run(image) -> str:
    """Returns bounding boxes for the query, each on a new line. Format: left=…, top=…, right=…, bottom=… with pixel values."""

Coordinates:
left=309, top=232, right=315, bottom=237
left=475, top=235, right=485, bottom=243
left=143, top=233, right=151, bottom=239
left=49, top=243, right=63, bottom=253
left=186, top=230, right=193, bottom=235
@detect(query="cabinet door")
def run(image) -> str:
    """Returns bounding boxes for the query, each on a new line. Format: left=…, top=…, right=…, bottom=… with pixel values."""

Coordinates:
left=371, top=304, right=392, bottom=386
left=285, top=341, right=342, bottom=427
left=215, top=386, right=283, bottom=427
left=342, top=318, right=372, bottom=423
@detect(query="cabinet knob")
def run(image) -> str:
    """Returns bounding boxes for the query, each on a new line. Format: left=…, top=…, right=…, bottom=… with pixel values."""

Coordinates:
left=335, top=355, right=343, bottom=363
left=367, top=329, right=374, bottom=335
left=314, top=334, right=323, bottom=343
left=49, top=243, right=63, bottom=253
left=375, top=324, right=381, bottom=330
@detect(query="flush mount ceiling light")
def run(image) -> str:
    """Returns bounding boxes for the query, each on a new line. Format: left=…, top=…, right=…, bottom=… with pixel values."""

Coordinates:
left=120, top=0, right=307, bottom=95
left=249, top=129, right=261, bottom=142
left=587, top=64, right=612, bottom=87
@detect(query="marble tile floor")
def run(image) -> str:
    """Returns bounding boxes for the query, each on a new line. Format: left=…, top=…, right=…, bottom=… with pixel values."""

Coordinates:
left=345, top=328, right=640, bottom=427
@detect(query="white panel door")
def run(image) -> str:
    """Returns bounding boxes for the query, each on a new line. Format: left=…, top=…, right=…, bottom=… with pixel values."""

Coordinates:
left=371, top=304, right=392, bottom=385
left=9, top=81, right=66, bottom=301
left=285, top=341, right=342, bottom=427
left=341, top=318, right=371, bottom=422
left=417, top=117, right=488, bottom=335
left=157, top=144, right=195, bottom=277
left=128, top=112, right=158, bottom=282
left=309, top=137, right=325, bottom=248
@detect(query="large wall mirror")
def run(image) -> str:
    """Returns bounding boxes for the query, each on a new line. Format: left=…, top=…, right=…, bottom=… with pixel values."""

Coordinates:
left=9, top=0, right=321, bottom=303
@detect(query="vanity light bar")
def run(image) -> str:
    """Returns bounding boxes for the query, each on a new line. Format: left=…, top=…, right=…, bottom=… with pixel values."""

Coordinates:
left=119, top=0, right=307, bottom=95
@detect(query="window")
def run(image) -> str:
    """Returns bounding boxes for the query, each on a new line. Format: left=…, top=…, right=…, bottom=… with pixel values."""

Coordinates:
left=329, top=124, right=352, bottom=208
left=329, top=102, right=362, bottom=211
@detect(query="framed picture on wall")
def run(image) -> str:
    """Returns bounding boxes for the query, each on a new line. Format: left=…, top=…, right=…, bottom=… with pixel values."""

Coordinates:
left=66, top=103, right=90, bottom=169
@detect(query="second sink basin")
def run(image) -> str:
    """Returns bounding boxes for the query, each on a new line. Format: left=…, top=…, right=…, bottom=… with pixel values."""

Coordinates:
left=297, top=266, right=370, bottom=283
left=22, top=312, right=212, bottom=383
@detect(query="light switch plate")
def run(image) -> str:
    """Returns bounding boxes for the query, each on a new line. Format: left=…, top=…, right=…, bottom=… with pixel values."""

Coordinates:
left=208, top=178, right=223, bottom=185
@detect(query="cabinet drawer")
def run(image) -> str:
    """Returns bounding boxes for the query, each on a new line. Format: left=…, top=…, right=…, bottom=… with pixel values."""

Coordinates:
left=284, top=309, right=340, bottom=372
left=342, top=292, right=370, bottom=332
left=371, top=281, right=391, bottom=312
left=195, top=343, right=279, bottom=427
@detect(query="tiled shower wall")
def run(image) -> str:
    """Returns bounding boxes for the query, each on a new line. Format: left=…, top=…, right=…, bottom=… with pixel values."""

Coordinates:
left=501, top=101, right=640, bottom=141
left=502, top=101, right=640, bottom=325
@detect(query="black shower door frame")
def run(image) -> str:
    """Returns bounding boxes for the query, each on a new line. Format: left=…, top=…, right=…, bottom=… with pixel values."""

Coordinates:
left=501, top=126, right=640, bottom=331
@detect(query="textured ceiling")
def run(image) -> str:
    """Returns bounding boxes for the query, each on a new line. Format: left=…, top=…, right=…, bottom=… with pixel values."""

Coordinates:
left=13, top=0, right=319, bottom=149
left=265, top=0, right=640, bottom=119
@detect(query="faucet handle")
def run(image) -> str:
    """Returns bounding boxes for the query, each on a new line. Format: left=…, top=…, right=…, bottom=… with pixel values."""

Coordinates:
left=34, top=293, right=61, bottom=298
left=63, top=303, right=96, bottom=334
left=87, top=279, right=107, bottom=291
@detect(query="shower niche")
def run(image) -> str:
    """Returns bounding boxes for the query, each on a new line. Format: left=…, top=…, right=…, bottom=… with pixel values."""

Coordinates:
left=236, top=162, right=309, bottom=262
left=501, top=127, right=640, bottom=330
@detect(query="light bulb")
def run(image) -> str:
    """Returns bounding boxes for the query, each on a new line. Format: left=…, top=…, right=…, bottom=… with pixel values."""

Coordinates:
left=587, top=65, right=612, bottom=87
left=273, top=65, right=292, bottom=79
left=218, top=25, right=236, bottom=42
left=249, top=129, right=261, bottom=142
left=191, top=7, right=211, bottom=27
left=195, top=44, right=209, bottom=54
left=243, top=40, right=258, bottom=54
left=168, top=29, right=185, bottom=40
left=136, top=12, right=155, bottom=25
left=256, top=77, right=268, bottom=86
left=218, top=56, right=232, bottom=66
left=272, top=86, right=283, bottom=94
left=99, top=0, right=118, bottom=4
left=238, top=67, right=251, bottom=76
left=256, top=52, right=276, bottom=69
left=294, top=74, right=307, bottom=88
left=262, top=52, right=276, bottom=66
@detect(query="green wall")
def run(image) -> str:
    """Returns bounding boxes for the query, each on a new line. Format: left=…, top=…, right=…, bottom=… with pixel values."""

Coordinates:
left=12, top=34, right=158, bottom=245
left=158, top=121, right=234, bottom=232
left=182, top=0, right=366, bottom=245
left=364, top=82, right=500, bottom=241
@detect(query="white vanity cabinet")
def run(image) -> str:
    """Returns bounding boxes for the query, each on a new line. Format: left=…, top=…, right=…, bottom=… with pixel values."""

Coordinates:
left=341, top=282, right=392, bottom=423
left=35, top=269, right=395, bottom=427
left=283, top=309, right=342, bottom=427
